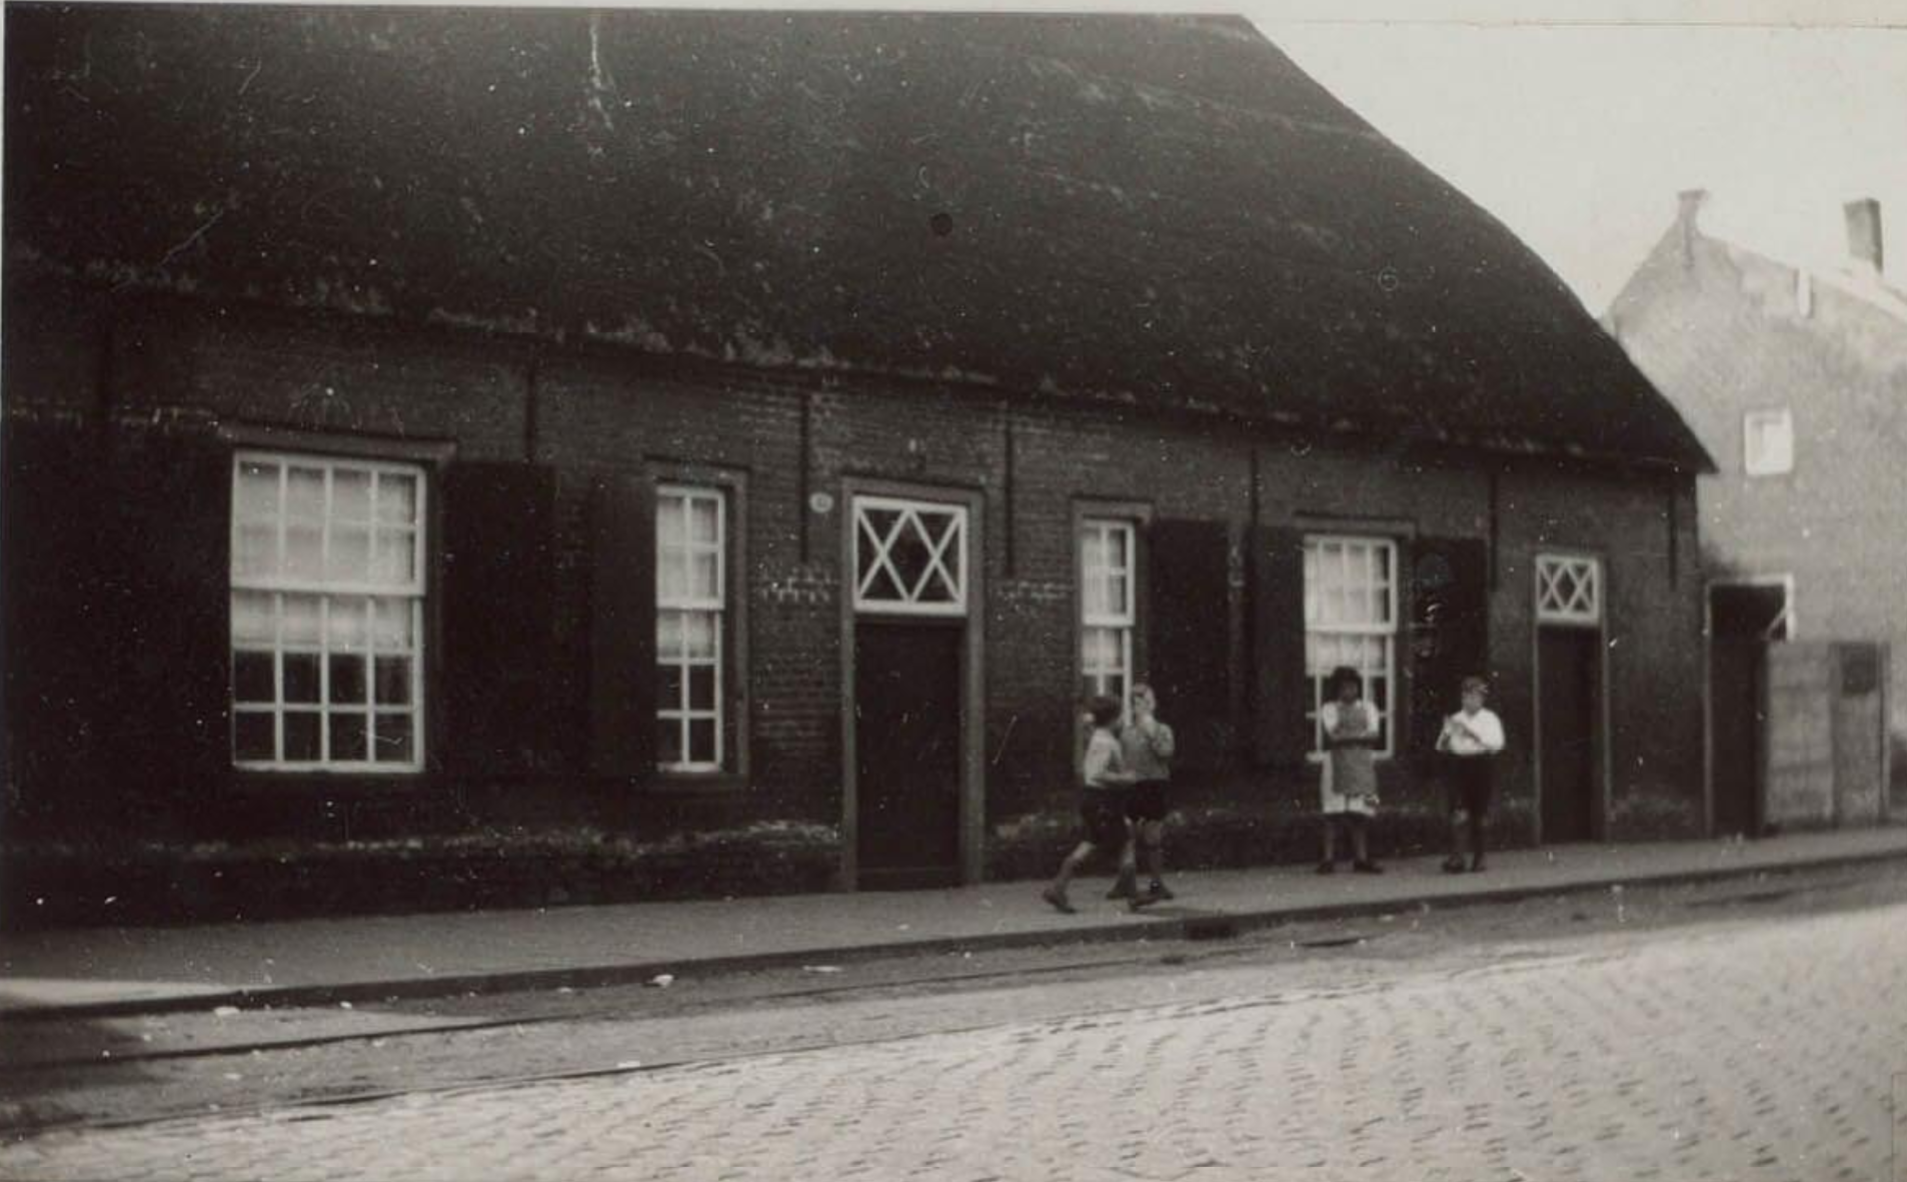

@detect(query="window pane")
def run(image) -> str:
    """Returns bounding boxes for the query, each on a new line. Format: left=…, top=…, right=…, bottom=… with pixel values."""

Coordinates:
left=1082, top=573, right=1109, bottom=618
left=886, top=517, right=932, bottom=596
left=234, top=712, right=275, bottom=762
left=657, top=610, right=683, bottom=659
left=372, top=713, right=413, bottom=763
left=236, top=523, right=278, bottom=579
left=658, top=549, right=688, bottom=603
left=372, top=529, right=416, bottom=584
left=657, top=718, right=684, bottom=766
left=233, top=652, right=275, bottom=703
left=232, top=591, right=275, bottom=645
left=688, top=665, right=716, bottom=711
left=690, top=551, right=719, bottom=601
left=237, top=461, right=280, bottom=518
left=658, top=663, right=684, bottom=712
left=376, top=472, right=418, bottom=525
left=1107, top=527, right=1129, bottom=572
left=688, top=718, right=717, bottom=764
left=283, top=653, right=321, bottom=704
left=690, top=497, right=720, bottom=544
left=283, top=595, right=322, bottom=644
left=332, top=469, right=371, bottom=521
left=684, top=612, right=716, bottom=660
left=327, top=596, right=369, bottom=649
left=285, top=524, right=323, bottom=581
left=284, top=711, right=322, bottom=761
left=286, top=467, right=325, bottom=520
left=329, top=712, right=368, bottom=762
left=373, top=599, right=414, bottom=650
left=1108, top=573, right=1130, bottom=619
left=330, top=654, right=367, bottom=704
left=1082, top=529, right=1106, bottom=575
left=330, top=525, right=371, bottom=582
left=374, top=656, right=412, bottom=706
left=657, top=496, right=687, bottom=547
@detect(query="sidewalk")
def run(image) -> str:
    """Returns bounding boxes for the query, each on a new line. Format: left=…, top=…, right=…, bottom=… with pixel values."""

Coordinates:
left=5, top=827, right=1906, bottom=1019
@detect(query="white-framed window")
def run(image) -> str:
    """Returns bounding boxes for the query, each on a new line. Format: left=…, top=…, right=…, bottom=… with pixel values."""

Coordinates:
left=1743, top=408, right=1793, bottom=476
left=1080, top=519, right=1136, bottom=713
left=1304, top=535, right=1396, bottom=757
left=852, top=496, right=967, bottom=616
left=230, top=452, right=426, bottom=771
left=1536, top=554, right=1602, bottom=627
left=656, top=485, right=725, bottom=771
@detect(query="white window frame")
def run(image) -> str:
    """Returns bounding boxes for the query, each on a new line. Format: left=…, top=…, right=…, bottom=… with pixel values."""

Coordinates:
left=1535, top=553, right=1603, bottom=628
left=229, top=450, right=427, bottom=773
left=1743, top=408, right=1794, bottom=476
left=656, top=484, right=726, bottom=773
left=851, top=495, right=968, bottom=617
left=1303, top=535, right=1397, bottom=759
left=1079, top=518, right=1137, bottom=716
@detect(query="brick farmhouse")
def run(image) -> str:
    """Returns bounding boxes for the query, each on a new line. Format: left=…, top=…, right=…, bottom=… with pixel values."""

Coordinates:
left=2, top=8, right=1714, bottom=921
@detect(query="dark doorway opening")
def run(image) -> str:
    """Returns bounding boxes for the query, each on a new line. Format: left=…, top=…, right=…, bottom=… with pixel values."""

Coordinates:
left=1709, top=582, right=1787, bottom=837
left=854, top=621, right=963, bottom=889
left=1538, top=627, right=1601, bottom=843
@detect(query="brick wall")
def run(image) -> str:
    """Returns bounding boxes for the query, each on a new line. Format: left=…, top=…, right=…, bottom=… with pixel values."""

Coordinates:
left=4, top=282, right=1709, bottom=888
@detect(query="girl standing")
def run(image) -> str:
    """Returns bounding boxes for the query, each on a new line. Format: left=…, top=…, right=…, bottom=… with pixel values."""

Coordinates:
left=1318, top=666, right=1383, bottom=874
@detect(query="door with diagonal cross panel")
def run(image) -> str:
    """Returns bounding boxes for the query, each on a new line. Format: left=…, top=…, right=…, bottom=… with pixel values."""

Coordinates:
left=850, top=496, right=969, bottom=888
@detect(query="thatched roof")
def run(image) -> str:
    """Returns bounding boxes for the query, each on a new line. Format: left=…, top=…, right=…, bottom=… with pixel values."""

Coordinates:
left=4, top=6, right=1711, bottom=471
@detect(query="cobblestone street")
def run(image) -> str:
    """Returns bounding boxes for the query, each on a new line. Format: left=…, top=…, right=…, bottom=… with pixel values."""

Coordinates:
left=4, top=889, right=1903, bottom=1181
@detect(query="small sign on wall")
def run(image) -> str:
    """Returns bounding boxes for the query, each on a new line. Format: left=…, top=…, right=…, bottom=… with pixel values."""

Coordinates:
left=1841, top=644, right=1879, bottom=696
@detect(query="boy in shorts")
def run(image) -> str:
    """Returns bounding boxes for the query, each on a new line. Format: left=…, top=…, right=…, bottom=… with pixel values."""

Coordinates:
left=1042, top=695, right=1136, bottom=914
left=1436, top=675, right=1506, bottom=872
left=1110, top=683, right=1176, bottom=909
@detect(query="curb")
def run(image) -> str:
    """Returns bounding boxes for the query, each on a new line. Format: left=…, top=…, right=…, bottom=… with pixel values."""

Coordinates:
left=7, top=843, right=1905, bottom=1022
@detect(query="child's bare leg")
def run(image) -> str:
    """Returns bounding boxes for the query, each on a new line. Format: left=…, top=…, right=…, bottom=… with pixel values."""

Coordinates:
left=1108, top=826, right=1138, bottom=897
left=1140, top=820, right=1166, bottom=881
left=1320, top=817, right=1338, bottom=865
left=1350, top=817, right=1371, bottom=865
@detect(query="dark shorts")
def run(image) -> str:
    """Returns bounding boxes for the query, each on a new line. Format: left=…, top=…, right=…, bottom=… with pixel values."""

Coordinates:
left=1126, top=780, right=1169, bottom=823
left=1446, top=755, right=1494, bottom=817
left=1080, top=790, right=1131, bottom=848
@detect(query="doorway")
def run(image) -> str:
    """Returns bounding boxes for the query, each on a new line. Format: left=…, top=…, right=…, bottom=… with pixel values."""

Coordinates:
left=1708, top=579, right=1790, bottom=837
left=842, top=490, right=981, bottom=890
left=1534, top=554, right=1606, bottom=843
left=1538, top=627, right=1600, bottom=842
left=854, top=622, right=963, bottom=888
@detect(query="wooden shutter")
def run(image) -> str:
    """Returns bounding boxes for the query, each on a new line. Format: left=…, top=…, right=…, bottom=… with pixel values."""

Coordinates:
left=1406, top=537, right=1490, bottom=768
left=108, top=422, right=232, bottom=815
left=2, top=419, right=119, bottom=822
left=1249, top=526, right=1307, bottom=768
left=443, top=461, right=558, bottom=777
left=586, top=471, right=656, bottom=779
left=1146, top=518, right=1232, bottom=774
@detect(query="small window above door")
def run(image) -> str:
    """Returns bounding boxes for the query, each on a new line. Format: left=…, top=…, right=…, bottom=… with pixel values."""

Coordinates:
left=853, top=496, right=968, bottom=616
left=1535, top=554, right=1602, bottom=627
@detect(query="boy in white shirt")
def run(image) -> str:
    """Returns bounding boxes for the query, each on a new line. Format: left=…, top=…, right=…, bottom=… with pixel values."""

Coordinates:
left=1042, top=695, right=1137, bottom=914
left=1435, top=675, right=1506, bottom=873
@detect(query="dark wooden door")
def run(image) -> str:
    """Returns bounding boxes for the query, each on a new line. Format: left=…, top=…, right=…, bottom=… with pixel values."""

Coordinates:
left=855, top=622, right=963, bottom=889
left=1539, top=627, right=1600, bottom=843
left=1709, top=640, right=1763, bottom=837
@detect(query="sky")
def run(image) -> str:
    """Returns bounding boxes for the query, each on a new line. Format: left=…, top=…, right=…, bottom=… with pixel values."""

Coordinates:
left=1246, top=4, right=1907, bottom=313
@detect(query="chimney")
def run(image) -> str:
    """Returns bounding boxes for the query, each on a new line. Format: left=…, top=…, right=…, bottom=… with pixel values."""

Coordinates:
left=1845, top=198, right=1883, bottom=277
left=1677, top=188, right=1709, bottom=270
